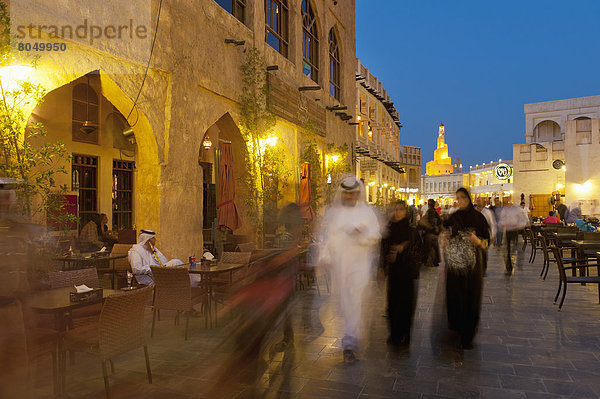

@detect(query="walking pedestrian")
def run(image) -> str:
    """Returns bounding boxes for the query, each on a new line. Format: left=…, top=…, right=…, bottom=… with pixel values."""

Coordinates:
left=566, top=202, right=582, bottom=225
left=492, top=198, right=503, bottom=248
left=380, top=201, right=421, bottom=347
left=419, top=199, right=442, bottom=267
left=498, top=198, right=528, bottom=274
left=441, top=188, right=489, bottom=349
left=475, top=197, right=496, bottom=273
left=318, top=176, right=381, bottom=364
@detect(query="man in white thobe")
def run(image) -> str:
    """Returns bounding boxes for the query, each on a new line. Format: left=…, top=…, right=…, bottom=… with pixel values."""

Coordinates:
left=128, top=230, right=199, bottom=285
left=319, top=176, right=381, bottom=363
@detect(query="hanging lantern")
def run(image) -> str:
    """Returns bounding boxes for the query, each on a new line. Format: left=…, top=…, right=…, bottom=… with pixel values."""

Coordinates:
left=202, top=136, right=212, bottom=150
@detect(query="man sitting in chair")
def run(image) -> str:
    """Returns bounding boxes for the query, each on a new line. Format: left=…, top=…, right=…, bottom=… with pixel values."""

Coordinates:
left=128, top=230, right=199, bottom=286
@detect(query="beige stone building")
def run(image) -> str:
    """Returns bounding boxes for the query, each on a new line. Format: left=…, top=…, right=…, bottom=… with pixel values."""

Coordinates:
left=564, top=117, right=600, bottom=214
left=397, top=145, right=422, bottom=204
left=353, top=58, right=405, bottom=205
left=513, top=95, right=600, bottom=217
left=18, top=0, right=357, bottom=258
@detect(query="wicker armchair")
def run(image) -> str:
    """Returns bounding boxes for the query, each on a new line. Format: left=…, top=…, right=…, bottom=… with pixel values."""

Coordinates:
left=48, top=268, right=100, bottom=289
left=219, top=251, right=252, bottom=266
left=48, top=269, right=102, bottom=328
left=109, top=244, right=133, bottom=287
left=60, top=286, right=153, bottom=398
left=236, top=242, right=256, bottom=252
left=150, top=266, right=207, bottom=340
left=213, top=251, right=252, bottom=287
left=26, top=327, right=59, bottom=395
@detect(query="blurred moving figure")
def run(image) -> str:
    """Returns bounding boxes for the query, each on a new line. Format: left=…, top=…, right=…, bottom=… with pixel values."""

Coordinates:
left=498, top=199, right=528, bottom=274
left=442, top=188, right=489, bottom=349
left=204, top=215, right=302, bottom=397
left=272, top=202, right=304, bottom=352
left=419, top=199, right=442, bottom=267
left=381, top=200, right=421, bottom=347
left=566, top=203, right=582, bottom=225
left=492, top=198, right=503, bottom=248
left=319, top=176, right=380, bottom=364
left=0, top=182, right=31, bottom=398
left=475, top=197, right=496, bottom=272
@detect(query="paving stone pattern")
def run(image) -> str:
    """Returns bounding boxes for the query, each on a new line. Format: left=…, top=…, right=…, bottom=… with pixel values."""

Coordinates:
left=30, top=241, right=600, bottom=398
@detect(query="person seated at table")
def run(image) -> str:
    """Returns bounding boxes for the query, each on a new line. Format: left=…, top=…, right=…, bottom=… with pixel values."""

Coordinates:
left=79, top=213, right=106, bottom=251
left=97, top=213, right=119, bottom=249
left=543, top=211, right=560, bottom=224
left=128, top=229, right=200, bottom=286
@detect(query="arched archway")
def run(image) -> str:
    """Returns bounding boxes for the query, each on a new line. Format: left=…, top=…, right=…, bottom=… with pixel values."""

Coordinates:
left=26, top=70, right=161, bottom=232
left=198, top=113, right=249, bottom=233
left=533, top=120, right=561, bottom=142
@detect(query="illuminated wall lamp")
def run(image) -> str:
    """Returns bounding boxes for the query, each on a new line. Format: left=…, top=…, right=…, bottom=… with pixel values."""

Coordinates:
left=202, top=137, right=212, bottom=150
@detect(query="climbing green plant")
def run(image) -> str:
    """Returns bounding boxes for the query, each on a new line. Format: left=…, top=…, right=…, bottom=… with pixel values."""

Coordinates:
left=324, top=142, right=351, bottom=204
left=300, top=120, right=323, bottom=216
left=0, top=1, right=75, bottom=229
left=239, top=47, right=291, bottom=243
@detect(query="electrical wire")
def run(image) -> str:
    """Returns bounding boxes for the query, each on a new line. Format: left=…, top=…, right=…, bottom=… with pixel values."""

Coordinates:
left=126, top=0, right=164, bottom=125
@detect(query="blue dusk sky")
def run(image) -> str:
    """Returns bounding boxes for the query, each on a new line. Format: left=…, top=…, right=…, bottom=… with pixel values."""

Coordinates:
left=355, top=0, right=600, bottom=173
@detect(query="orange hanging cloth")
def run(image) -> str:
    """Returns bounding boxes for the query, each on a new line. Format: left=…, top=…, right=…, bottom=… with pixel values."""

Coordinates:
left=217, top=143, right=242, bottom=231
left=299, top=162, right=315, bottom=220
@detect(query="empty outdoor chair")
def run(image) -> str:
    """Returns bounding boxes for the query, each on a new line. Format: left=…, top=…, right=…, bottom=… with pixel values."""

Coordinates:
left=528, top=229, right=543, bottom=264
left=109, top=244, right=133, bottom=287
left=150, top=266, right=207, bottom=339
left=550, top=247, right=600, bottom=310
left=60, top=286, right=153, bottom=398
left=539, top=233, right=578, bottom=280
left=521, top=227, right=530, bottom=252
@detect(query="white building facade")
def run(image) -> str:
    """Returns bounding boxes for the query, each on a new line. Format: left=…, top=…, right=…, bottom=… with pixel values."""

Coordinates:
left=421, top=173, right=468, bottom=206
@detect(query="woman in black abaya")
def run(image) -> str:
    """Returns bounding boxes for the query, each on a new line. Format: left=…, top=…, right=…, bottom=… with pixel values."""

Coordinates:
left=381, top=201, right=420, bottom=347
left=442, top=188, right=489, bottom=349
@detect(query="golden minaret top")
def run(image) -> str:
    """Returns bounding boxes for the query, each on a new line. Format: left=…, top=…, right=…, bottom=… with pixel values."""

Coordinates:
left=426, top=123, right=454, bottom=175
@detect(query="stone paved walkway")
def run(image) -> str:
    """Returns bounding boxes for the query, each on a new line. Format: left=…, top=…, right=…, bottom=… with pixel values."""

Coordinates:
left=31, top=241, right=600, bottom=398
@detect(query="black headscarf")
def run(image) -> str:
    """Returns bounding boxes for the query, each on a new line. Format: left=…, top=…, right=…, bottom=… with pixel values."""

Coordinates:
left=385, top=217, right=411, bottom=246
left=444, top=187, right=490, bottom=240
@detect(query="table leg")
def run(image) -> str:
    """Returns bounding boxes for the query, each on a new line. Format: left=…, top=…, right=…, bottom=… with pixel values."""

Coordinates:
left=111, top=259, right=116, bottom=289
left=577, top=248, right=586, bottom=285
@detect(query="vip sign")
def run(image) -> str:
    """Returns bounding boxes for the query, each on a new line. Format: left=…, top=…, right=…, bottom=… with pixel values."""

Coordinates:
left=494, top=163, right=512, bottom=180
